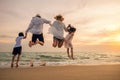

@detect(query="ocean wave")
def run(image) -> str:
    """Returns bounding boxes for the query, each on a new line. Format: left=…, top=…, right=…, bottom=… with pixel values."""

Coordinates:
left=0, top=52, right=120, bottom=68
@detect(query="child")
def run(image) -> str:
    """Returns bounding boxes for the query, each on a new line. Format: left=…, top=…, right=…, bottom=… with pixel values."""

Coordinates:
left=64, top=24, right=76, bottom=60
left=11, top=32, right=26, bottom=68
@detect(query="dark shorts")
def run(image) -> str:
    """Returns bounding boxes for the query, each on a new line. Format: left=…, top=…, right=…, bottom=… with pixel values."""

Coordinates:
left=32, top=34, right=44, bottom=43
left=53, top=36, right=64, bottom=42
left=12, top=46, right=22, bottom=55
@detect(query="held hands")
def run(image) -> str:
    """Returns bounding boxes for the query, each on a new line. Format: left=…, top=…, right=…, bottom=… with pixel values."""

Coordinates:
left=67, top=24, right=71, bottom=31
left=24, top=32, right=27, bottom=39
left=67, top=24, right=71, bottom=28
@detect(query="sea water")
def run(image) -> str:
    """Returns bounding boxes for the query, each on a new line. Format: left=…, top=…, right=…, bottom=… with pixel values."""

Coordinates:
left=0, top=52, right=120, bottom=68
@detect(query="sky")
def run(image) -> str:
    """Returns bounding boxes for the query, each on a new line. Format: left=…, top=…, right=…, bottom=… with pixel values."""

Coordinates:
left=1, top=0, right=120, bottom=52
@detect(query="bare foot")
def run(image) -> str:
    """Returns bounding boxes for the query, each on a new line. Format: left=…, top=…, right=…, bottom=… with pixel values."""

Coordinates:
left=30, top=60, right=34, bottom=67
left=16, top=63, right=19, bottom=68
left=29, top=41, right=33, bottom=47
left=11, top=64, right=13, bottom=68
left=40, top=62, right=46, bottom=66
left=30, top=64, right=34, bottom=67
left=29, top=41, right=35, bottom=47
left=71, top=57, right=75, bottom=60
left=68, top=55, right=71, bottom=59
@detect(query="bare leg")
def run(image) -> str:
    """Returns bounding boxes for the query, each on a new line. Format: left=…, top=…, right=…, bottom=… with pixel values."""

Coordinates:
left=11, top=55, right=16, bottom=68
left=53, top=39, right=58, bottom=47
left=67, top=48, right=70, bottom=59
left=37, top=40, right=44, bottom=46
left=71, top=48, right=74, bottom=60
left=29, top=41, right=35, bottom=47
left=16, top=54, right=20, bottom=68
left=58, top=40, right=64, bottom=48
left=30, top=60, right=34, bottom=67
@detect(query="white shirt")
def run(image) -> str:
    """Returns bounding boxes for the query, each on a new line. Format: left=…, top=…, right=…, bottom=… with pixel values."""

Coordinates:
left=51, top=20, right=67, bottom=39
left=14, top=36, right=24, bottom=48
left=65, top=33, right=74, bottom=43
left=64, top=33, right=74, bottom=48
left=26, top=17, right=51, bottom=34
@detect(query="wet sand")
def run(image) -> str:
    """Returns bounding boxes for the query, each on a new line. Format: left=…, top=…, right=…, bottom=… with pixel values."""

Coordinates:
left=0, top=64, right=120, bottom=80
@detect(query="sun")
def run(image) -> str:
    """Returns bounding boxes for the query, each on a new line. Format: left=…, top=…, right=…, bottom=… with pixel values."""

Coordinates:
left=105, top=24, right=118, bottom=31
left=114, top=35, right=120, bottom=41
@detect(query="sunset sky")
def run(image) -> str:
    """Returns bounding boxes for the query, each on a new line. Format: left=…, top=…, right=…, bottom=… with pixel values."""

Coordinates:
left=1, top=0, right=120, bottom=52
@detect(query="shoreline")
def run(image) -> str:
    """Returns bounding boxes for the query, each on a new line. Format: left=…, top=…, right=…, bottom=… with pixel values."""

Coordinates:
left=0, top=62, right=120, bottom=69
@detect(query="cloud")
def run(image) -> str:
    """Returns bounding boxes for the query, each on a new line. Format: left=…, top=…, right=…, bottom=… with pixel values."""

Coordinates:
left=74, top=27, right=120, bottom=46
left=1, top=0, right=120, bottom=52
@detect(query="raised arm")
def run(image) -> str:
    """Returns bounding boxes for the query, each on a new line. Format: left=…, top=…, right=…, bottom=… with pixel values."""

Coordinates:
left=63, top=25, right=68, bottom=32
left=26, top=22, right=34, bottom=33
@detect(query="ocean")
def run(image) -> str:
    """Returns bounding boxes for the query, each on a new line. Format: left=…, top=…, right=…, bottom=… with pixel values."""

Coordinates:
left=0, top=52, right=120, bottom=68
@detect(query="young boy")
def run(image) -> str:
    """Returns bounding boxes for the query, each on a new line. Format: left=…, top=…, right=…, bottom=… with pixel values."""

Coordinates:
left=11, top=32, right=26, bottom=68
left=64, top=24, right=76, bottom=60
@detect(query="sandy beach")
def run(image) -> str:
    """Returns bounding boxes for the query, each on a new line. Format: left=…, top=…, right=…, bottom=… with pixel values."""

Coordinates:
left=0, top=64, right=120, bottom=80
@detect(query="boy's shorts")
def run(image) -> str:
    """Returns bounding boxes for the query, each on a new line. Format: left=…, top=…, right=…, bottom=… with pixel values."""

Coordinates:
left=32, top=33, right=44, bottom=43
left=12, top=46, right=22, bottom=55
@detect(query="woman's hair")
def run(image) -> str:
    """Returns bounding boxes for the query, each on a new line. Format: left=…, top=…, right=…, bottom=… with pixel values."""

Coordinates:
left=54, top=15, right=64, bottom=20
left=18, top=32, right=24, bottom=37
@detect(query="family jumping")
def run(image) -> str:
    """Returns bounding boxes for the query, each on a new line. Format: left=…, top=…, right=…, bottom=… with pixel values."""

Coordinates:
left=11, top=14, right=76, bottom=68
